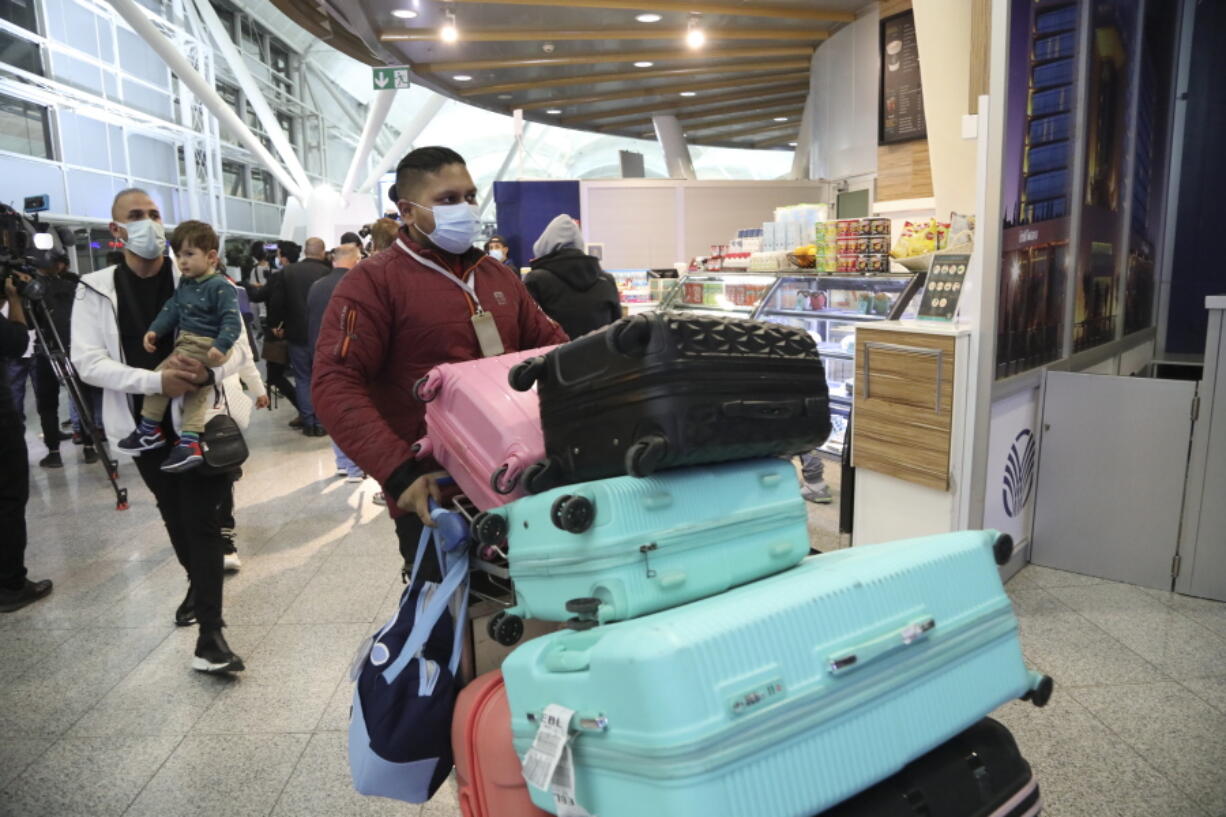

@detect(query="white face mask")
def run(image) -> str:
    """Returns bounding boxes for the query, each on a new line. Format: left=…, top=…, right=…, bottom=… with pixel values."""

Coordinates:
left=489, top=248, right=507, bottom=262
left=410, top=201, right=480, bottom=255
left=122, top=218, right=166, bottom=260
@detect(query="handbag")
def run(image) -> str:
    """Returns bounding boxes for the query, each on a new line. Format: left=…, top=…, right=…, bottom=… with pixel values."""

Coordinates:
left=349, top=503, right=471, bottom=803
left=199, top=385, right=249, bottom=475
left=262, top=337, right=288, bottom=365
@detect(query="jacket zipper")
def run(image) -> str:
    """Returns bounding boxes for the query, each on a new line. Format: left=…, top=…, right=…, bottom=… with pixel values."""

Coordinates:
left=509, top=503, right=806, bottom=576
left=521, top=600, right=1018, bottom=779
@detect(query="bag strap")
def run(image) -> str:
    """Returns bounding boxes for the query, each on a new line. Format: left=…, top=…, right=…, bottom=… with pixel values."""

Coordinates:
left=380, top=511, right=470, bottom=684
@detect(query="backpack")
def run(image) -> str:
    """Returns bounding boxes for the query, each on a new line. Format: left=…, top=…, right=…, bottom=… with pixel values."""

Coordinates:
left=348, top=504, right=471, bottom=802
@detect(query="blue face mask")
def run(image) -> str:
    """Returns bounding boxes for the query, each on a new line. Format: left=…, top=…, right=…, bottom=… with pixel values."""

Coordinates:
left=410, top=201, right=480, bottom=255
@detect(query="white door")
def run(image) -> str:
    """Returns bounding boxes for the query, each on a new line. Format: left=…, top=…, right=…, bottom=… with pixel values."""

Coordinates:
left=1032, top=370, right=1197, bottom=590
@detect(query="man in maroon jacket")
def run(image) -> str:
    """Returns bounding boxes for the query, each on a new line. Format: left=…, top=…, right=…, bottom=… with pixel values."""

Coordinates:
left=313, top=147, right=568, bottom=580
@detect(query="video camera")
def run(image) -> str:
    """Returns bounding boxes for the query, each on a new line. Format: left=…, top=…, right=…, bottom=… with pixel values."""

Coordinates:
left=0, top=195, right=74, bottom=301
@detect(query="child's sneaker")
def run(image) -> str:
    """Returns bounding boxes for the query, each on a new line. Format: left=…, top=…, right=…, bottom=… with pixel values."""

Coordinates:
left=117, top=425, right=166, bottom=453
left=161, top=440, right=204, bottom=473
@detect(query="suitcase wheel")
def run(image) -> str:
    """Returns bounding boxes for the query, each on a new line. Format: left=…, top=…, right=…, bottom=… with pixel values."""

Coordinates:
left=524, top=459, right=560, bottom=494
left=993, top=533, right=1015, bottom=566
left=1023, top=674, right=1055, bottom=708
left=412, top=375, right=438, bottom=403
left=565, top=617, right=599, bottom=632
left=473, top=511, right=509, bottom=546
left=551, top=495, right=595, bottom=533
left=487, top=612, right=524, bottom=646
left=606, top=315, right=652, bottom=357
left=490, top=464, right=520, bottom=495
left=508, top=356, right=546, bottom=392
left=624, top=434, right=669, bottom=478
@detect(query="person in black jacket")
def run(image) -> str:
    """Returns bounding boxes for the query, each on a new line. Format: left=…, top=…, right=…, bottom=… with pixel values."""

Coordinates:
left=268, top=237, right=329, bottom=436
left=524, top=215, right=620, bottom=339
left=6, top=256, right=77, bottom=468
left=0, top=274, right=53, bottom=613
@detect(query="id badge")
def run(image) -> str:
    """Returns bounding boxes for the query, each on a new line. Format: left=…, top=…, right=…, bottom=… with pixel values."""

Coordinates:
left=472, top=310, right=505, bottom=357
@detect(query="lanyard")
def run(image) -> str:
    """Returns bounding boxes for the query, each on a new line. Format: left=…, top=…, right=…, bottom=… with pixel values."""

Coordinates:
left=396, top=238, right=483, bottom=313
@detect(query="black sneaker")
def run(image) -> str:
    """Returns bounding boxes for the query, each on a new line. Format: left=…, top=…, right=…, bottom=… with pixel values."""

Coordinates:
left=117, top=426, right=166, bottom=453
left=39, top=452, right=63, bottom=469
left=175, top=585, right=197, bottom=627
left=0, top=579, right=53, bottom=613
left=83, top=446, right=98, bottom=464
left=193, top=629, right=245, bottom=673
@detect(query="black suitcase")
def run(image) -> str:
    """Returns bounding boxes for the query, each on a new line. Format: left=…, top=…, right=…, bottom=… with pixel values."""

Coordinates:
left=508, top=312, right=831, bottom=492
left=820, top=718, right=1041, bottom=817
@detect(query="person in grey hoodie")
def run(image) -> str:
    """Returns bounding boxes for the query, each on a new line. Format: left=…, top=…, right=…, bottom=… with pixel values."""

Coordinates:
left=524, top=214, right=620, bottom=339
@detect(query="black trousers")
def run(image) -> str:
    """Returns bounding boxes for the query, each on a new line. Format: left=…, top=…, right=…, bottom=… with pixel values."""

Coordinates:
left=265, top=362, right=298, bottom=411
left=134, top=448, right=229, bottom=630
left=0, top=416, right=29, bottom=589
left=8, top=355, right=61, bottom=452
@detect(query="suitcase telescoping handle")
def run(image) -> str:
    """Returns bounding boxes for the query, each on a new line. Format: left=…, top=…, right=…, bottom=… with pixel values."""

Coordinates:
left=826, top=616, right=936, bottom=676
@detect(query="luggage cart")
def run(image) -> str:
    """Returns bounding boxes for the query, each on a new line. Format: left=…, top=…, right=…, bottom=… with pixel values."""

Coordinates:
left=449, top=496, right=524, bottom=650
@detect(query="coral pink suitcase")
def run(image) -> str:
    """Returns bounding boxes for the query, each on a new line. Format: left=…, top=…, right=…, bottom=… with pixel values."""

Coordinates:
left=413, top=347, right=558, bottom=511
left=452, top=671, right=551, bottom=817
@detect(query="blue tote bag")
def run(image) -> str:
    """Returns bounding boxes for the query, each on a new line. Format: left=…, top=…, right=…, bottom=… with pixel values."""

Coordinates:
left=348, top=504, right=471, bottom=802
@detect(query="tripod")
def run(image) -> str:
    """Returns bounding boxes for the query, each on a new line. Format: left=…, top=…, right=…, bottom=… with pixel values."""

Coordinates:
left=22, top=290, right=128, bottom=510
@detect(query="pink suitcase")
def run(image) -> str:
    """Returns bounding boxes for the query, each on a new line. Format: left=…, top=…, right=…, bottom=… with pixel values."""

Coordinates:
left=412, top=347, right=557, bottom=511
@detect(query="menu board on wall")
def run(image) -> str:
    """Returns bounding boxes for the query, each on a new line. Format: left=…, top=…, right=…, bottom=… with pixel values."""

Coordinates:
left=879, top=10, right=927, bottom=145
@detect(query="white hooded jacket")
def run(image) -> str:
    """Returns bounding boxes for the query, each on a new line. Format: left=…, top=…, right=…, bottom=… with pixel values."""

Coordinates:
left=70, top=263, right=254, bottom=458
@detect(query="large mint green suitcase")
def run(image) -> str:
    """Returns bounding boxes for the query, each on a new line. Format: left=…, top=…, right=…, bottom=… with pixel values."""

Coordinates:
left=471, top=458, right=809, bottom=645
left=502, top=530, right=1052, bottom=817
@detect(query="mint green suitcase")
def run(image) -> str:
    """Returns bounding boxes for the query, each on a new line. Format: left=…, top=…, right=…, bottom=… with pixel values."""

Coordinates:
left=501, top=530, right=1051, bottom=817
left=472, top=458, right=809, bottom=645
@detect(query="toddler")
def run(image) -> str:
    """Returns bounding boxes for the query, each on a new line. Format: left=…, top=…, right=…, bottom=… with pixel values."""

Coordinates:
left=117, top=220, right=242, bottom=472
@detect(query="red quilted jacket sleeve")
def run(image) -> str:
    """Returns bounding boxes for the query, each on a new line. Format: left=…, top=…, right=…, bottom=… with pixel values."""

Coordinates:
left=311, top=262, right=419, bottom=490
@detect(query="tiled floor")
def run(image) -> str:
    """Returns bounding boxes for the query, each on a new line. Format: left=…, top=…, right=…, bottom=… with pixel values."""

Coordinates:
left=2, top=400, right=1225, bottom=817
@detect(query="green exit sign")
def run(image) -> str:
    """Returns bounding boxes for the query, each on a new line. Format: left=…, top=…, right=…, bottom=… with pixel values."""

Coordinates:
left=373, top=66, right=412, bottom=90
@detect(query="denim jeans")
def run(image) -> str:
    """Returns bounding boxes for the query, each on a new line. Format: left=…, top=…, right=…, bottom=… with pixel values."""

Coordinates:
left=333, top=442, right=362, bottom=478
left=288, top=342, right=316, bottom=427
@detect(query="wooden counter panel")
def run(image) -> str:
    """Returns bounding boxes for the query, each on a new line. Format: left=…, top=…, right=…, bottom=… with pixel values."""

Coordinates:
left=852, top=328, right=956, bottom=490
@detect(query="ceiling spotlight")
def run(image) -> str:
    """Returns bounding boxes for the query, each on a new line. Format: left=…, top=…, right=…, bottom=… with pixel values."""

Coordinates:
left=635, top=13, right=662, bottom=23
left=545, top=108, right=562, bottom=114
left=634, top=61, right=654, bottom=68
left=679, top=91, right=696, bottom=97
left=774, top=116, right=789, bottom=122
left=391, top=9, right=417, bottom=19
left=440, top=10, right=458, bottom=43
left=498, top=93, right=513, bottom=100
left=788, top=142, right=798, bottom=146
left=686, top=15, right=705, bottom=49
left=453, top=74, right=472, bottom=81
left=542, top=42, right=556, bottom=53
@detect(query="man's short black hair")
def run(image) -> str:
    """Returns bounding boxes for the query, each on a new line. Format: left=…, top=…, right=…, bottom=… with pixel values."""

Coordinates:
left=391, top=146, right=467, bottom=204
left=278, top=240, right=301, bottom=264
left=339, top=231, right=362, bottom=246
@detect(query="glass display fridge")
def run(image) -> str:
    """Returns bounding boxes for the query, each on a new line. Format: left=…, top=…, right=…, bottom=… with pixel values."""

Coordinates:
left=752, top=273, right=926, bottom=456
left=659, top=271, right=782, bottom=316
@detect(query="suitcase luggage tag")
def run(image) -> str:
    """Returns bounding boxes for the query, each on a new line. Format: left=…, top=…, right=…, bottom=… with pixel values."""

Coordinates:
left=521, top=704, right=596, bottom=817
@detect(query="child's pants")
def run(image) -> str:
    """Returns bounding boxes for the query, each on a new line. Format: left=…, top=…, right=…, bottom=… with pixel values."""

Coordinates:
left=141, top=331, right=231, bottom=434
